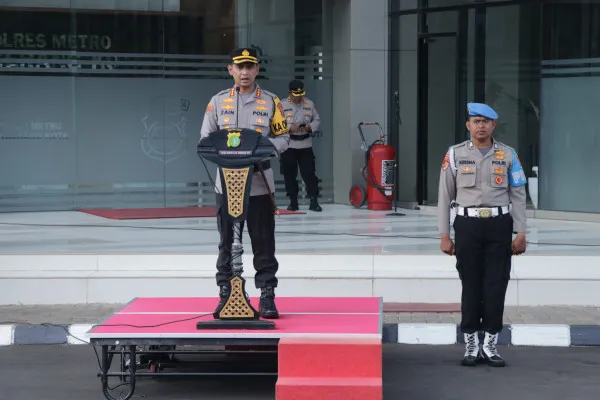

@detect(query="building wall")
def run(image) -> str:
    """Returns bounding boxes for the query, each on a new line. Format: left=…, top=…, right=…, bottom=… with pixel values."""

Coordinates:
left=2, top=0, right=600, bottom=217
left=331, top=0, right=389, bottom=204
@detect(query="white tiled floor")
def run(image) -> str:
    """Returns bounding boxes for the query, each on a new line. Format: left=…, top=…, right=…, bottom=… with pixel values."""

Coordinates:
left=1, top=205, right=600, bottom=255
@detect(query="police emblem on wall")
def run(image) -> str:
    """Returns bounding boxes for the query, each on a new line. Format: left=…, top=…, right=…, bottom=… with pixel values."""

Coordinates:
left=141, top=98, right=190, bottom=163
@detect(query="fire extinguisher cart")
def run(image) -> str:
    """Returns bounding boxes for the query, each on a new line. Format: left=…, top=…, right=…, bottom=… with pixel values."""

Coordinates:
left=349, top=122, right=399, bottom=211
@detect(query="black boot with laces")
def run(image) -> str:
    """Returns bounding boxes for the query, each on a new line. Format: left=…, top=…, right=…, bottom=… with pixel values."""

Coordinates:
left=482, top=332, right=506, bottom=367
left=259, top=287, right=279, bottom=319
left=213, top=285, right=230, bottom=318
left=461, top=332, right=479, bottom=367
left=309, top=197, right=322, bottom=212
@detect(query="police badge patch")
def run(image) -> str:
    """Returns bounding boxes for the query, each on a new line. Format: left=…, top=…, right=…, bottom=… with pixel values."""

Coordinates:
left=227, top=130, right=241, bottom=148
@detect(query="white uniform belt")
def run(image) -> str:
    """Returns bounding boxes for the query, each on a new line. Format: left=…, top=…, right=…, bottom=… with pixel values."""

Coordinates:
left=456, top=205, right=509, bottom=218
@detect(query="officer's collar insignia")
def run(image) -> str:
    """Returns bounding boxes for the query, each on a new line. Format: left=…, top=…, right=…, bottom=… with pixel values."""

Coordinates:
left=255, top=87, right=261, bottom=97
left=226, top=130, right=241, bottom=148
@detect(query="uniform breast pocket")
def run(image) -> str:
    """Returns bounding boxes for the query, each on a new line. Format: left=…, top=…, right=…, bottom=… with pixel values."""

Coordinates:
left=285, top=112, right=293, bottom=124
left=217, top=114, right=234, bottom=128
left=490, top=166, right=508, bottom=188
left=457, top=166, right=476, bottom=188
left=303, top=110, right=313, bottom=122
left=252, top=117, right=269, bottom=134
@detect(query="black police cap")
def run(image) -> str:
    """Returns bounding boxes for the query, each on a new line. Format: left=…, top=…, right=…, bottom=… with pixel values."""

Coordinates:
left=230, top=48, right=259, bottom=64
left=289, top=79, right=306, bottom=96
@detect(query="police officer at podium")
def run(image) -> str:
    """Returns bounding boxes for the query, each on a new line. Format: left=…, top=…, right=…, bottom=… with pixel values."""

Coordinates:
left=280, top=79, right=322, bottom=212
left=437, top=103, right=527, bottom=367
left=199, top=47, right=290, bottom=319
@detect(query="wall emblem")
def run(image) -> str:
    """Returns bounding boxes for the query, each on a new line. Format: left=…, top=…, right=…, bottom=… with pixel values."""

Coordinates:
left=141, top=98, right=189, bottom=164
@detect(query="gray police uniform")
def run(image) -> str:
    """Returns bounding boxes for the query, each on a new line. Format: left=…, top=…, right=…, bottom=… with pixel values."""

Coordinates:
left=437, top=139, right=527, bottom=235
left=437, top=102, right=527, bottom=367
left=282, top=97, right=321, bottom=150
left=199, top=83, right=290, bottom=290
left=200, top=85, right=290, bottom=197
left=280, top=96, right=321, bottom=207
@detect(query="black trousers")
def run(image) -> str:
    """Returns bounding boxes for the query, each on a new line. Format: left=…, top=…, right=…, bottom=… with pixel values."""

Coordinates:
left=280, top=147, right=319, bottom=198
left=453, top=212, right=513, bottom=335
left=215, top=193, right=278, bottom=289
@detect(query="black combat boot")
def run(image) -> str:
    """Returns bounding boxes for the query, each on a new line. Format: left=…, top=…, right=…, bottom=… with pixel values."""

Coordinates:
left=481, top=332, right=506, bottom=367
left=287, top=196, right=299, bottom=211
left=214, top=285, right=231, bottom=316
left=461, top=332, right=479, bottom=367
left=259, top=287, right=279, bottom=319
left=213, top=285, right=231, bottom=318
left=309, top=197, right=322, bottom=212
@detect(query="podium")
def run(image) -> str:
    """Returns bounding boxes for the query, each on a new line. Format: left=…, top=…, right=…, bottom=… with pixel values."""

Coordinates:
left=196, top=128, right=277, bottom=330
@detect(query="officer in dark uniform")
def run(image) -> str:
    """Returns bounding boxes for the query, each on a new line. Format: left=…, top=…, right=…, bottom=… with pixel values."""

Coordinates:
left=199, top=47, right=290, bottom=319
left=437, top=103, right=527, bottom=367
left=280, top=79, right=322, bottom=212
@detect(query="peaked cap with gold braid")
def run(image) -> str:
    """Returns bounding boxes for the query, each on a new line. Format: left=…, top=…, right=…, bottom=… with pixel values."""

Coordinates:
left=230, top=47, right=259, bottom=64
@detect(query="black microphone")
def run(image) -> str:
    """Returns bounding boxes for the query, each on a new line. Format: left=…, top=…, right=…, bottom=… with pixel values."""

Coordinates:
left=234, top=86, right=240, bottom=129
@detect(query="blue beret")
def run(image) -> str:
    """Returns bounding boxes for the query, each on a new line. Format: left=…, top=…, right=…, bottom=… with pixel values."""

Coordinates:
left=467, top=103, right=498, bottom=120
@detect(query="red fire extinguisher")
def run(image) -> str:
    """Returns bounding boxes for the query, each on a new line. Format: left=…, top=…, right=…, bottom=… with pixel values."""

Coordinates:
left=349, top=122, right=397, bottom=211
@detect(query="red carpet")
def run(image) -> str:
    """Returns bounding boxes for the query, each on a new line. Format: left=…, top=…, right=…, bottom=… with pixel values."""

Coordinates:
left=79, top=206, right=305, bottom=220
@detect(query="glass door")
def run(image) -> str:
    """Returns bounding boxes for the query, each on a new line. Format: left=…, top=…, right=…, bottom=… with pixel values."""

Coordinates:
left=416, top=9, right=469, bottom=205
left=390, top=0, right=539, bottom=207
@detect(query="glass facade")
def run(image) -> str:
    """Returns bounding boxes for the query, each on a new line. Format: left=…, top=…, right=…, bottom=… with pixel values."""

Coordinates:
left=0, top=0, right=333, bottom=211
left=390, top=0, right=600, bottom=214
left=2, top=0, right=599, bottom=217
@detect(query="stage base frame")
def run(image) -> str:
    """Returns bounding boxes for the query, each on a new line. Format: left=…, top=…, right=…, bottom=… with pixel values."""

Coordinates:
left=88, top=296, right=382, bottom=400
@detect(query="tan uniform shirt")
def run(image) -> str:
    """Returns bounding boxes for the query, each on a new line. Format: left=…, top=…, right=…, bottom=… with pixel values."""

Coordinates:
left=437, top=139, right=527, bottom=235
left=199, top=84, right=290, bottom=197
left=282, top=97, right=320, bottom=149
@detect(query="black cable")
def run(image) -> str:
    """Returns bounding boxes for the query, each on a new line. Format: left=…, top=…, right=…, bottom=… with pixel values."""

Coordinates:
left=0, top=312, right=213, bottom=398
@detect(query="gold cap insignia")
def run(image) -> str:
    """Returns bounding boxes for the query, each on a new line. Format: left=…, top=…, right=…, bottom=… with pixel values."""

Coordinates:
left=242, top=49, right=250, bottom=56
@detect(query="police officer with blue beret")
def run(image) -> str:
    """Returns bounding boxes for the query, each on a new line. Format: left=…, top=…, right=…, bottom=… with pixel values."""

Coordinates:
left=437, top=102, right=527, bottom=368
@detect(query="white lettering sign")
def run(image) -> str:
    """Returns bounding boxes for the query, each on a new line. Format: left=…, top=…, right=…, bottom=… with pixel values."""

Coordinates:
left=0, top=33, right=112, bottom=51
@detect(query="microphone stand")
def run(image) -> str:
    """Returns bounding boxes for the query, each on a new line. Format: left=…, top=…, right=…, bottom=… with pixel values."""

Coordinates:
left=386, top=161, right=405, bottom=217
left=231, top=86, right=244, bottom=278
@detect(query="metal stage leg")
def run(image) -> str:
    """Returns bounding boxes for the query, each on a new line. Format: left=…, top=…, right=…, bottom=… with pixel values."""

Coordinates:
left=99, top=345, right=137, bottom=400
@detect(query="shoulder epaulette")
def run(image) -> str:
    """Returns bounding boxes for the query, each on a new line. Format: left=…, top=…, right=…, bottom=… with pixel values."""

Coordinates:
left=259, top=89, right=277, bottom=100
left=451, top=141, right=468, bottom=150
left=495, top=140, right=515, bottom=153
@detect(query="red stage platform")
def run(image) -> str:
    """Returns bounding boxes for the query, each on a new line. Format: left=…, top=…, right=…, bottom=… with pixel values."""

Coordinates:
left=88, top=296, right=383, bottom=400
